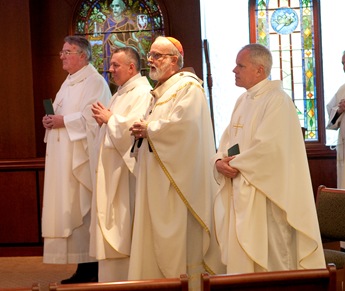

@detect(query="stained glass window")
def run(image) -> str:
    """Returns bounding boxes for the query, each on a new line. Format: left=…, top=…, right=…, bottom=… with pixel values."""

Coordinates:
left=255, top=0, right=317, bottom=141
left=72, top=0, right=165, bottom=88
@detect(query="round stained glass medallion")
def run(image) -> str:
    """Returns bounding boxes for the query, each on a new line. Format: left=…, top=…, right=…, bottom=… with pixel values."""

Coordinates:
left=271, top=7, right=299, bottom=35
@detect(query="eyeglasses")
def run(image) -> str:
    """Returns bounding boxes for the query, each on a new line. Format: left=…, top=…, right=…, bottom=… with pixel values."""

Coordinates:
left=59, top=50, right=81, bottom=57
left=146, top=52, right=175, bottom=61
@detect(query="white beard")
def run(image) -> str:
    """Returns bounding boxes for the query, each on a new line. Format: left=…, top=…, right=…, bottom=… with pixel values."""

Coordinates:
left=149, top=60, right=171, bottom=81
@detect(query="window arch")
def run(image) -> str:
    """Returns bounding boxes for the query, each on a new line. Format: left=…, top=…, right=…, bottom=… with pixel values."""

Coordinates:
left=250, top=0, right=324, bottom=142
left=72, top=0, right=165, bottom=89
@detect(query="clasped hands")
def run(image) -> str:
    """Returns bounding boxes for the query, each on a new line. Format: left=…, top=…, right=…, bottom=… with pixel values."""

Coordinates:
left=92, top=102, right=112, bottom=126
left=91, top=101, right=147, bottom=139
left=129, top=120, right=147, bottom=140
left=42, top=115, right=64, bottom=129
left=216, top=156, right=239, bottom=179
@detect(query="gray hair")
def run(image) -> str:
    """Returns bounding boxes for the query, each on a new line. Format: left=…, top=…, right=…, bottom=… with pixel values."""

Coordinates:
left=174, top=48, right=184, bottom=69
left=112, top=46, right=141, bottom=72
left=64, top=35, right=92, bottom=62
left=240, top=43, right=272, bottom=76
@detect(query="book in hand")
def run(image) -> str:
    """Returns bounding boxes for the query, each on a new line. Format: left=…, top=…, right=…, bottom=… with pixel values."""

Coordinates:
left=228, top=143, right=240, bottom=156
left=43, top=99, right=54, bottom=115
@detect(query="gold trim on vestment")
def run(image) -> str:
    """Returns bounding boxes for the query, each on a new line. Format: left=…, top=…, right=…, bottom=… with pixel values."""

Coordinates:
left=147, top=136, right=210, bottom=234
left=147, top=80, right=217, bottom=274
left=203, top=261, right=215, bottom=274
left=148, top=136, right=216, bottom=276
left=151, top=82, right=204, bottom=112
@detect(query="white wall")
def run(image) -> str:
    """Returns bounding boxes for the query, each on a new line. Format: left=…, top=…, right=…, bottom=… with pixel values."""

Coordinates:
left=200, top=0, right=249, bottom=146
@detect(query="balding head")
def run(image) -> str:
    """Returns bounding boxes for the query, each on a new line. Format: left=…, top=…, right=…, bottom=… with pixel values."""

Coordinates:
left=147, top=36, right=185, bottom=83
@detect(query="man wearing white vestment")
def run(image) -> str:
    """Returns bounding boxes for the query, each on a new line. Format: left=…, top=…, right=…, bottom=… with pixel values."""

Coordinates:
left=326, top=51, right=345, bottom=189
left=212, top=44, right=325, bottom=274
left=90, top=47, right=151, bottom=282
left=41, top=36, right=112, bottom=283
left=129, top=36, right=225, bottom=291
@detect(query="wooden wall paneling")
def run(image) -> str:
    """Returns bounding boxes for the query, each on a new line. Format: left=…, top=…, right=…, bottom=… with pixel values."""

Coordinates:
left=0, top=171, right=40, bottom=244
left=160, top=0, right=203, bottom=78
left=309, top=157, right=337, bottom=198
left=0, top=159, right=45, bottom=256
left=0, top=0, right=36, bottom=159
left=30, top=0, right=76, bottom=157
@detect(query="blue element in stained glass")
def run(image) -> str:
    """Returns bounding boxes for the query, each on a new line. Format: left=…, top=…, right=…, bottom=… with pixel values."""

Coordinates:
left=271, top=8, right=299, bottom=35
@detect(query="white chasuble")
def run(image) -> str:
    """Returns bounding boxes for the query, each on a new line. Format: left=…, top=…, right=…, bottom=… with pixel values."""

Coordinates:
left=128, top=71, right=225, bottom=290
left=42, top=64, right=111, bottom=264
left=212, top=79, right=325, bottom=273
left=89, top=74, right=151, bottom=281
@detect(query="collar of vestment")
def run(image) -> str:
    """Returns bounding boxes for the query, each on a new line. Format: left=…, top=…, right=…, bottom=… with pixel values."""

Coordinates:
left=151, top=67, right=201, bottom=100
left=117, top=73, right=142, bottom=95
left=246, top=78, right=282, bottom=100
left=66, top=63, right=96, bottom=86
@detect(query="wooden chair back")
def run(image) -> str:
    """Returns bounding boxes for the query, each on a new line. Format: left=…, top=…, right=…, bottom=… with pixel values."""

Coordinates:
left=49, top=274, right=188, bottom=291
left=201, top=264, right=336, bottom=291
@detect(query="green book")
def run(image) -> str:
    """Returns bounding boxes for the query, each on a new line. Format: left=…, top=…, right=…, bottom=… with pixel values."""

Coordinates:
left=228, top=143, right=240, bottom=156
left=43, top=99, right=54, bottom=115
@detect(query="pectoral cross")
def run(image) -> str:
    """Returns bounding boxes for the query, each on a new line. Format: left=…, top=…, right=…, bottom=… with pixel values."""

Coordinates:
left=233, top=117, right=243, bottom=137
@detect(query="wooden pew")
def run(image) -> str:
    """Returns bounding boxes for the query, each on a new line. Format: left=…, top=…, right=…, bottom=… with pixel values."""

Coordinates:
left=1, top=283, right=41, bottom=291
left=49, top=274, right=188, bottom=291
left=201, top=264, right=337, bottom=291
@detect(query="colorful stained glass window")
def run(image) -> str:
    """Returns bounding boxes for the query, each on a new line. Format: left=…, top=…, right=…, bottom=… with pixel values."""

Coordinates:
left=255, top=0, right=317, bottom=141
left=72, top=0, right=165, bottom=87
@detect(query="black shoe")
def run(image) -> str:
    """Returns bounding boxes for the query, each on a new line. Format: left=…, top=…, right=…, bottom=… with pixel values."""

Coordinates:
left=61, top=272, right=98, bottom=284
left=61, top=262, right=98, bottom=284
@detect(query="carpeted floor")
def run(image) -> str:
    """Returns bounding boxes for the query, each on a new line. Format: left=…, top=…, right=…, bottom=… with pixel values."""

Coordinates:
left=0, top=257, right=76, bottom=291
